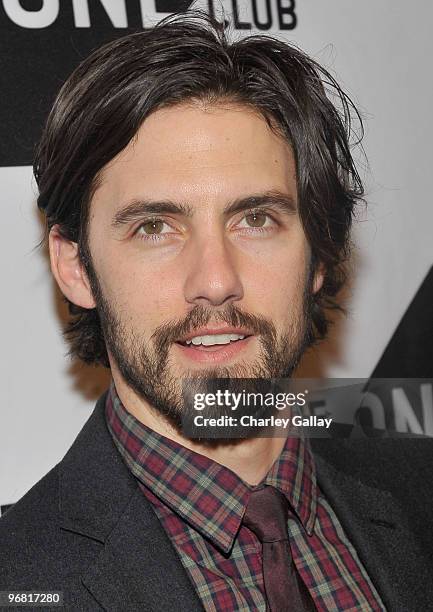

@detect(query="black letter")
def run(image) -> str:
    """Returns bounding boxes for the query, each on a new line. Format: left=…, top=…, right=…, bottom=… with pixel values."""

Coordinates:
left=277, top=0, right=297, bottom=30
left=231, top=0, right=251, bottom=29
left=252, top=0, right=272, bottom=30
left=155, top=0, right=194, bottom=12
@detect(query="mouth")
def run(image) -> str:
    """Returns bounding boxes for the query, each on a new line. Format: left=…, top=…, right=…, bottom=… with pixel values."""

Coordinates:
left=174, top=328, right=254, bottom=364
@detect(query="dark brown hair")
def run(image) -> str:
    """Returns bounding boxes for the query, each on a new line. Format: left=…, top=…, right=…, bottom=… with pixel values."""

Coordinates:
left=35, top=10, right=364, bottom=367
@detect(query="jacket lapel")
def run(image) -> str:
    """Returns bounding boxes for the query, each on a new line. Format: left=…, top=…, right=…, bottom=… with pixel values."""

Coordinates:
left=59, top=392, right=203, bottom=612
left=312, top=441, right=433, bottom=611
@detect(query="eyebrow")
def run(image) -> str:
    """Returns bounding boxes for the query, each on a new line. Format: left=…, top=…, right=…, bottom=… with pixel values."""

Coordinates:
left=111, top=200, right=194, bottom=228
left=111, top=190, right=297, bottom=229
left=223, top=191, right=297, bottom=217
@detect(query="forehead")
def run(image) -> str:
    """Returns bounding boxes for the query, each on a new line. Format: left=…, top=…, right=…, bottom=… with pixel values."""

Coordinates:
left=94, top=101, right=297, bottom=212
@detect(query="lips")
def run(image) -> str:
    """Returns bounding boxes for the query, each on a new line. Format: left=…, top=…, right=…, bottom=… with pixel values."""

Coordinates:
left=174, top=327, right=254, bottom=365
left=175, top=334, right=253, bottom=364
left=176, top=327, right=253, bottom=346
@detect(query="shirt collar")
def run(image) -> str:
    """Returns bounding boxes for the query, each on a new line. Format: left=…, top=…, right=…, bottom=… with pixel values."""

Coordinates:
left=264, top=432, right=317, bottom=534
left=105, top=380, right=317, bottom=553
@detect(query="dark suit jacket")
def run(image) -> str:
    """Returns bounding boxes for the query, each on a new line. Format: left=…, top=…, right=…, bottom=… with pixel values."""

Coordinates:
left=1, top=391, right=433, bottom=611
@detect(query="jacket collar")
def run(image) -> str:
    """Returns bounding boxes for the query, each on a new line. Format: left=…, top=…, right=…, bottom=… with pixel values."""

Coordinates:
left=59, top=391, right=203, bottom=611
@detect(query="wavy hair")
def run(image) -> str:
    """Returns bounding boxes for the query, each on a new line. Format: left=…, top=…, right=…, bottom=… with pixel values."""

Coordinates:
left=35, top=10, right=364, bottom=367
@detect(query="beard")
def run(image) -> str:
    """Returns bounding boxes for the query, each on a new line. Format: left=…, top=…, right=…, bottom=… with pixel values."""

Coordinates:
left=86, top=260, right=315, bottom=438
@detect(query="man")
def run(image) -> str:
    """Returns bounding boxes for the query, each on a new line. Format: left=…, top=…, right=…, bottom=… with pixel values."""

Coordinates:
left=1, top=11, right=432, bottom=612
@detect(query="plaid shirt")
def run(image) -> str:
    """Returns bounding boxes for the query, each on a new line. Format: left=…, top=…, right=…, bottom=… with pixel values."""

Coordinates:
left=105, top=382, right=385, bottom=612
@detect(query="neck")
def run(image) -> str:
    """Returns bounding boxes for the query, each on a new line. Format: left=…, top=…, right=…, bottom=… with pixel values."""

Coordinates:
left=111, top=372, right=286, bottom=486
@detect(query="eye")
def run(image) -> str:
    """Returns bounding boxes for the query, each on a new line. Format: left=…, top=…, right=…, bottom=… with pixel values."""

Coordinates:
left=135, top=218, right=173, bottom=241
left=138, top=219, right=167, bottom=234
left=236, top=210, right=277, bottom=231
left=243, top=211, right=268, bottom=227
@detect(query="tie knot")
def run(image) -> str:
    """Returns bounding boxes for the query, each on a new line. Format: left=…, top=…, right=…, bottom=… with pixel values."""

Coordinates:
left=243, top=486, right=289, bottom=543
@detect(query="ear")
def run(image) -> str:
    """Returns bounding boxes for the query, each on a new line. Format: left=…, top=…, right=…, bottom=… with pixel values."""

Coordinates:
left=48, top=225, right=96, bottom=309
left=312, top=262, right=325, bottom=294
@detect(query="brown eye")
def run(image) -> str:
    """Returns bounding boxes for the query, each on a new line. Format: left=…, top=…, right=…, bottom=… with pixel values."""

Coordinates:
left=245, top=212, right=267, bottom=227
left=141, top=219, right=165, bottom=234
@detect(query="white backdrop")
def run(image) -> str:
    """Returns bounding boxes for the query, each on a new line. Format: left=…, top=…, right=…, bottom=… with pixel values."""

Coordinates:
left=1, top=0, right=432, bottom=508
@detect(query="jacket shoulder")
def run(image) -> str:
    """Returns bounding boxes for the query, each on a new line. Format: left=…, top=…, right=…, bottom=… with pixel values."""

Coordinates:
left=0, top=465, right=65, bottom=584
left=0, top=462, right=59, bottom=536
left=0, top=413, right=106, bottom=610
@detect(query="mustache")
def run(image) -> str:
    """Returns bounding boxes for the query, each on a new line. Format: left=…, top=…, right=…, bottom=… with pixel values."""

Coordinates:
left=150, top=304, right=277, bottom=356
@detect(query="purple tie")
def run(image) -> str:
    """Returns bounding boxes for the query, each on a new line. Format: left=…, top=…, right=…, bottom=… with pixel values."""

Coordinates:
left=243, top=486, right=315, bottom=611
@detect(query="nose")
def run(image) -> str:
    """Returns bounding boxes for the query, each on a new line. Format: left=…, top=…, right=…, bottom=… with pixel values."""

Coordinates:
left=183, top=231, right=244, bottom=307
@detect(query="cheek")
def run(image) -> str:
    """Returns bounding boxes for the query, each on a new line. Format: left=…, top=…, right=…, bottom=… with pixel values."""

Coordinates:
left=239, top=237, right=310, bottom=312
left=125, top=278, right=183, bottom=328
left=93, top=249, right=184, bottom=329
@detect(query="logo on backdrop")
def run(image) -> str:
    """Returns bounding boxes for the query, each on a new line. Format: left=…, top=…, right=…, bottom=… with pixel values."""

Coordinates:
left=0, top=0, right=296, bottom=166
left=1, top=0, right=297, bottom=31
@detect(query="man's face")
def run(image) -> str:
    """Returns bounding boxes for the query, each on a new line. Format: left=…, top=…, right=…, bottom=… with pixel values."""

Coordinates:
left=84, top=102, right=322, bottom=429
